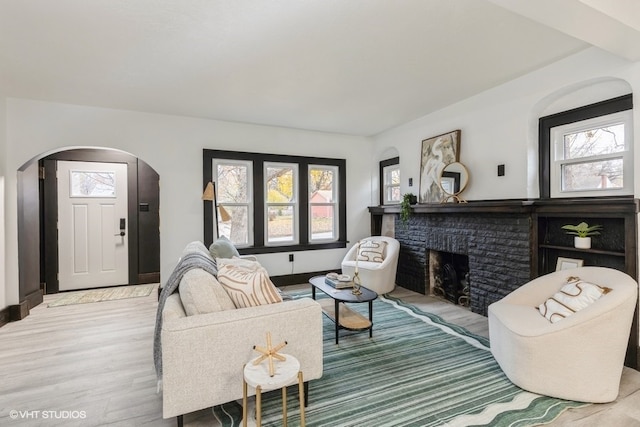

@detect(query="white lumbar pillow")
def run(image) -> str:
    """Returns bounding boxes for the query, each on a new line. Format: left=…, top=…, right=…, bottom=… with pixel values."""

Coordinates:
left=538, top=276, right=611, bottom=323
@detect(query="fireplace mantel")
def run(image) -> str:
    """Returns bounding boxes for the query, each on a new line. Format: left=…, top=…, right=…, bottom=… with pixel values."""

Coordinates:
left=370, top=197, right=639, bottom=217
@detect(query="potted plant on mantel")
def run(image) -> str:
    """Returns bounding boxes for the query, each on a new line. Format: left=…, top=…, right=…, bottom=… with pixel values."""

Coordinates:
left=400, top=193, right=417, bottom=227
left=561, top=222, right=603, bottom=249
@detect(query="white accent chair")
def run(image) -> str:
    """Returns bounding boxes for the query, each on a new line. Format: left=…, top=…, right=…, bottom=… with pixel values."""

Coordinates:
left=488, top=267, right=638, bottom=403
left=341, top=236, right=400, bottom=295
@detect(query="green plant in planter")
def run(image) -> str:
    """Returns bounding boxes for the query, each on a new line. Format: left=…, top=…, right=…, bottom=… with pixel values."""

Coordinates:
left=400, top=193, right=416, bottom=226
left=561, top=222, right=603, bottom=238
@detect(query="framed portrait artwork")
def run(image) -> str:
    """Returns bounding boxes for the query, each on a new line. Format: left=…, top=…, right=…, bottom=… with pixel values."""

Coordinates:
left=555, top=257, right=584, bottom=271
left=419, top=130, right=461, bottom=203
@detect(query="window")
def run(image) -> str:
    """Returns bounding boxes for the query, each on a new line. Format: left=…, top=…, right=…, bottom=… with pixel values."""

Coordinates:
left=70, top=171, right=116, bottom=197
left=539, top=94, right=633, bottom=198
left=550, top=111, right=632, bottom=197
left=379, top=157, right=400, bottom=205
left=309, top=165, right=338, bottom=241
left=213, top=159, right=253, bottom=246
left=265, top=162, right=298, bottom=245
left=203, top=149, right=346, bottom=253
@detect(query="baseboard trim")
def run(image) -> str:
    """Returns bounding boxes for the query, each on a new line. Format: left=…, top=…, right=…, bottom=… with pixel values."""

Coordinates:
left=271, top=270, right=335, bottom=287
left=10, top=300, right=29, bottom=321
left=0, top=307, right=10, bottom=328
left=138, top=272, right=160, bottom=284
left=25, top=289, right=44, bottom=310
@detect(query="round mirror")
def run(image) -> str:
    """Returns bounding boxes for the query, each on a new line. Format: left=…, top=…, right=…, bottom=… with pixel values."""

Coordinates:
left=439, top=162, right=469, bottom=203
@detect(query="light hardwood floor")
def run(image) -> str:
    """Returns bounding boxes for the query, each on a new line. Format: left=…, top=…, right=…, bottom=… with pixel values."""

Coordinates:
left=1, top=284, right=640, bottom=426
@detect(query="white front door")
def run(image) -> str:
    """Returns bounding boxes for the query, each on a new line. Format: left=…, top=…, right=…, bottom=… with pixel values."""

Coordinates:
left=57, top=161, right=128, bottom=290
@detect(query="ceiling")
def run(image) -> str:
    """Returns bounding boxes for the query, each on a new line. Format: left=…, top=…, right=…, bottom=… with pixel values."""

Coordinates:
left=1, top=0, right=639, bottom=136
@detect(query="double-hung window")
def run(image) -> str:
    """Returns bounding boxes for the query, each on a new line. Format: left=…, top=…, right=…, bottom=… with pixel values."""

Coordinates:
left=379, top=157, right=400, bottom=205
left=265, top=162, right=298, bottom=245
left=204, top=149, right=346, bottom=253
left=213, top=159, right=253, bottom=247
left=539, top=94, right=633, bottom=199
left=550, top=110, right=633, bottom=197
left=309, top=165, right=338, bottom=242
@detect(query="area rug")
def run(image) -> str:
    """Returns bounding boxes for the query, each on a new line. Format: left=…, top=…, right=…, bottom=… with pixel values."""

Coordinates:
left=48, top=283, right=157, bottom=307
left=214, top=292, right=588, bottom=427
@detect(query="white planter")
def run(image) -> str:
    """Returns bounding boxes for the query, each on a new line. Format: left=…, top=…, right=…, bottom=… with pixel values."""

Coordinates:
left=574, top=236, right=591, bottom=249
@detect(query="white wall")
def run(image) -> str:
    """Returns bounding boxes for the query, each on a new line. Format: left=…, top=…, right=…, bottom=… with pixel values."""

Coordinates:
left=2, top=99, right=373, bottom=306
left=372, top=48, right=640, bottom=202
left=0, top=96, right=6, bottom=310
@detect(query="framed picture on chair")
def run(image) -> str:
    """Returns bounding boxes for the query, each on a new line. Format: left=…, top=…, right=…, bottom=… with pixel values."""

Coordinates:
left=556, top=257, right=584, bottom=271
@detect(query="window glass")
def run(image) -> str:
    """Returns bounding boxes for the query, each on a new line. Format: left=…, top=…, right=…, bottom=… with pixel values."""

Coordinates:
left=265, top=163, right=298, bottom=245
left=383, top=164, right=401, bottom=204
left=562, top=123, right=625, bottom=160
left=562, top=159, right=623, bottom=192
left=214, top=160, right=253, bottom=246
left=550, top=110, right=632, bottom=198
left=70, top=171, right=116, bottom=197
left=309, top=166, right=337, bottom=241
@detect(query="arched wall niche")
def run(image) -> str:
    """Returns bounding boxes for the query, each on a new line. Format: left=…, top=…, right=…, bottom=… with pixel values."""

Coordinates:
left=526, top=77, right=633, bottom=198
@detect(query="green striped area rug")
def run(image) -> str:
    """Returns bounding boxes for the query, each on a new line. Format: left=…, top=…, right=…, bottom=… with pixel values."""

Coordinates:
left=215, top=293, right=588, bottom=426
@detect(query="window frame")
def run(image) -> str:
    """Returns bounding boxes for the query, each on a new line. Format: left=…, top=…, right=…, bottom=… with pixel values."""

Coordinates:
left=549, top=110, right=633, bottom=198
left=212, top=158, right=254, bottom=247
left=203, top=149, right=346, bottom=254
left=309, top=164, right=339, bottom=243
left=379, top=157, right=400, bottom=205
left=539, top=94, right=633, bottom=198
left=264, top=161, right=299, bottom=246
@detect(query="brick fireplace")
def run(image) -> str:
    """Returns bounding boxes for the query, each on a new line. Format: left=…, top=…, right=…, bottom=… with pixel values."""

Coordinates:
left=394, top=212, right=530, bottom=315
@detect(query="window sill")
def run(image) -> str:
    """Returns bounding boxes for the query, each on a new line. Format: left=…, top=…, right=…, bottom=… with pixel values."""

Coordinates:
left=238, top=241, right=347, bottom=255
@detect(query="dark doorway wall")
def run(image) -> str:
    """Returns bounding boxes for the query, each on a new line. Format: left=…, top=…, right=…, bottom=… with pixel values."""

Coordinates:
left=14, top=148, right=160, bottom=320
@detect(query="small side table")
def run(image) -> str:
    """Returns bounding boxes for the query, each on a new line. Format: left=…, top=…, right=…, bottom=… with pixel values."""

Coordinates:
left=242, top=354, right=306, bottom=427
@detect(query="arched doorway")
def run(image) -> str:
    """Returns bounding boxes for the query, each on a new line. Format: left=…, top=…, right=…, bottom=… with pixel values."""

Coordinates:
left=16, top=147, right=160, bottom=315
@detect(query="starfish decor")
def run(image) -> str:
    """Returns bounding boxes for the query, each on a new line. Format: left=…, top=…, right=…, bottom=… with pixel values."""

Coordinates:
left=253, top=332, right=288, bottom=377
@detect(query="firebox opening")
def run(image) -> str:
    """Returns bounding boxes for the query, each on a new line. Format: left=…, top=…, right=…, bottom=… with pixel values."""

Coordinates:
left=428, top=250, right=470, bottom=308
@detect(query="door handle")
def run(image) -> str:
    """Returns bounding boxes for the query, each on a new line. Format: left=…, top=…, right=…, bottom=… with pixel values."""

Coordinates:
left=115, top=218, right=126, bottom=237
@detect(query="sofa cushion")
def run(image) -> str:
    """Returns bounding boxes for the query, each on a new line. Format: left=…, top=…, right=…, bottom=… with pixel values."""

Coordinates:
left=357, top=240, right=387, bottom=263
left=538, top=276, right=611, bottom=323
left=179, top=268, right=235, bottom=316
left=209, top=236, right=240, bottom=260
left=217, top=258, right=283, bottom=308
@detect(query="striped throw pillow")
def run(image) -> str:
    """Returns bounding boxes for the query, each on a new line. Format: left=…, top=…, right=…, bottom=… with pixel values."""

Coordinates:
left=217, top=259, right=282, bottom=308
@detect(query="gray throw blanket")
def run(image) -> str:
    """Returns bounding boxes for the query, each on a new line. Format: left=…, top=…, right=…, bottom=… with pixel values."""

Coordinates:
left=153, top=251, right=218, bottom=381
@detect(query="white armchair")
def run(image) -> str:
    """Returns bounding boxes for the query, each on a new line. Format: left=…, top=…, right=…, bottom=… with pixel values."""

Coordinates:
left=341, top=236, right=400, bottom=295
left=488, top=267, right=638, bottom=403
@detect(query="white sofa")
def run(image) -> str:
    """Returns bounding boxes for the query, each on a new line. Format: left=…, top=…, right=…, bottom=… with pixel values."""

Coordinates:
left=158, top=242, right=324, bottom=421
left=341, top=236, right=400, bottom=294
left=488, top=267, right=637, bottom=403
